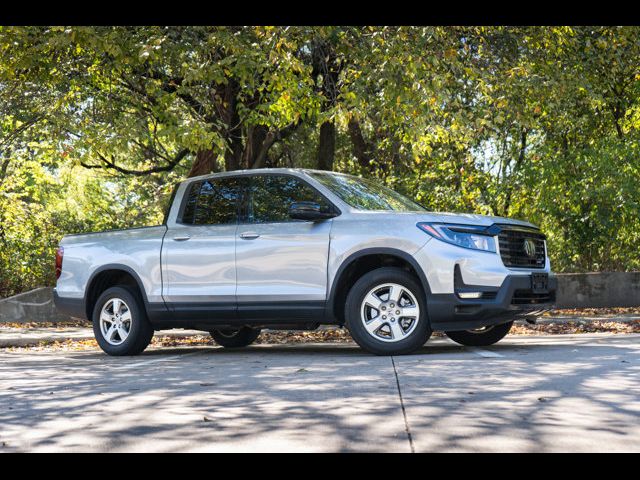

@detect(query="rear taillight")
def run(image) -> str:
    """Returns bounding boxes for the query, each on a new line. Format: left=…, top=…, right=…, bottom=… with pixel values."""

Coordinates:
left=55, top=246, right=64, bottom=280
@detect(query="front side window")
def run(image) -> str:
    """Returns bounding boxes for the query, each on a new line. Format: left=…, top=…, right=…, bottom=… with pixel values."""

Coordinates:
left=248, top=175, right=332, bottom=223
left=181, top=177, right=244, bottom=225
left=308, top=172, right=426, bottom=212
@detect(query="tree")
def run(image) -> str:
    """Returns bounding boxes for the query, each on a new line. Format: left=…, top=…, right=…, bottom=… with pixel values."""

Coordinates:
left=0, top=26, right=325, bottom=177
left=2, top=25, right=640, bottom=296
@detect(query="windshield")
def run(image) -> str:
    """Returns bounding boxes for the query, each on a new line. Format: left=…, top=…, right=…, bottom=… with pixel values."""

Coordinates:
left=308, top=172, right=426, bottom=212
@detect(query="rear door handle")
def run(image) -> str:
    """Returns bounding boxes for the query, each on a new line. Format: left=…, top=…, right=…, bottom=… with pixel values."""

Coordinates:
left=173, top=235, right=191, bottom=241
left=239, top=231, right=260, bottom=240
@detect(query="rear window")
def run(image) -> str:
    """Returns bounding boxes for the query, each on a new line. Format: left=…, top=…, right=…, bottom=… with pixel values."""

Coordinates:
left=180, top=177, right=244, bottom=225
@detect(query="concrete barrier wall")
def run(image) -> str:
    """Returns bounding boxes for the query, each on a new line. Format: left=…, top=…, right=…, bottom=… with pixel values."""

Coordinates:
left=555, top=272, right=640, bottom=309
left=1, top=273, right=639, bottom=323
left=0, top=287, right=70, bottom=323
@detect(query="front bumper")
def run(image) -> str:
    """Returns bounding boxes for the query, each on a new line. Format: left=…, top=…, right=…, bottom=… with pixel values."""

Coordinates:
left=427, top=273, right=557, bottom=332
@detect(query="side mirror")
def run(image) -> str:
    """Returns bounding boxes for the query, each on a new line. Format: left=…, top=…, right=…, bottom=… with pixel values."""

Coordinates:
left=288, top=201, right=337, bottom=221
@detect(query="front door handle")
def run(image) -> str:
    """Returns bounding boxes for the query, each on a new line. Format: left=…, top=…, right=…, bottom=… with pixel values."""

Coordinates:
left=239, top=231, right=260, bottom=240
left=173, top=235, right=191, bottom=241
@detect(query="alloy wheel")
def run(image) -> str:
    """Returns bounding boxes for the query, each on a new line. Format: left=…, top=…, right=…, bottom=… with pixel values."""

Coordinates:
left=360, top=282, right=420, bottom=343
left=99, top=298, right=132, bottom=346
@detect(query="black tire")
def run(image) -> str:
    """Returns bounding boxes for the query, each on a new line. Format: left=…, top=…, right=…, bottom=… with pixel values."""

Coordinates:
left=211, top=327, right=261, bottom=348
left=92, top=286, right=154, bottom=356
left=345, top=267, right=431, bottom=355
left=445, top=321, right=514, bottom=347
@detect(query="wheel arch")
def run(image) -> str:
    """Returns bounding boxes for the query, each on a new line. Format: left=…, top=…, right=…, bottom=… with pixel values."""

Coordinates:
left=326, top=248, right=432, bottom=325
left=84, top=264, right=149, bottom=320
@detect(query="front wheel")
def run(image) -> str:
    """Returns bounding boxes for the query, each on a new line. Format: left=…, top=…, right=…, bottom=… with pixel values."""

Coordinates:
left=445, top=321, right=514, bottom=347
left=210, top=327, right=261, bottom=348
left=345, top=267, right=431, bottom=355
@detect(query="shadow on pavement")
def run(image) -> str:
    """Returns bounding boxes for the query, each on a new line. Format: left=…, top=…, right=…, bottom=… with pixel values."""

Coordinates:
left=0, top=335, right=638, bottom=452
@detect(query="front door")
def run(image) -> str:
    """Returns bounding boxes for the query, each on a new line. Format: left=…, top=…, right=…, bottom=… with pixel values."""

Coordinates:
left=235, top=174, right=334, bottom=321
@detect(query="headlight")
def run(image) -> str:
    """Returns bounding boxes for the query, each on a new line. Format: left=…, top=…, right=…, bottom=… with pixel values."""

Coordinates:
left=417, top=222, right=497, bottom=253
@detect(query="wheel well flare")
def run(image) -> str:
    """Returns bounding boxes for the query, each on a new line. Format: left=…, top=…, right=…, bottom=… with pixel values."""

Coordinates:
left=85, top=269, right=142, bottom=319
left=332, top=253, right=424, bottom=323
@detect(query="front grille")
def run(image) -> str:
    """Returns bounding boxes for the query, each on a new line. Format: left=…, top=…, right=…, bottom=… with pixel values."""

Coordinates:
left=511, top=289, right=556, bottom=305
left=498, top=227, right=546, bottom=269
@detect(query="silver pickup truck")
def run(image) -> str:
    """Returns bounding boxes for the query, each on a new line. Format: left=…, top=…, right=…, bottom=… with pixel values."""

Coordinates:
left=54, top=168, right=556, bottom=356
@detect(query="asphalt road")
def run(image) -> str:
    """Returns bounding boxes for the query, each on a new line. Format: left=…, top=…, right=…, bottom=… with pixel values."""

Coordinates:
left=1, top=333, right=639, bottom=452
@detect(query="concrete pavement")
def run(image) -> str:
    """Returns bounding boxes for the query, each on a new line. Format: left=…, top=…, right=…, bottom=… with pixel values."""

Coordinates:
left=1, top=333, right=639, bottom=452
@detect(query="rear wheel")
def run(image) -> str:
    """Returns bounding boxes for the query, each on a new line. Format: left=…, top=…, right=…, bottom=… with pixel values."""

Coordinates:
left=345, top=267, right=431, bottom=355
left=92, top=286, right=154, bottom=356
left=211, top=327, right=261, bottom=348
left=445, top=321, right=513, bottom=347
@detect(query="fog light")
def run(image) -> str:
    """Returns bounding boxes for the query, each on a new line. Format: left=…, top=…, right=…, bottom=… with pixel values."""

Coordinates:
left=458, top=292, right=483, bottom=299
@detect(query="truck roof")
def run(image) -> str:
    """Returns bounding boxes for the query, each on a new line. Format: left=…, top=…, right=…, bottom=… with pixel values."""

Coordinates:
left=184, top=167, right=346, bottom=183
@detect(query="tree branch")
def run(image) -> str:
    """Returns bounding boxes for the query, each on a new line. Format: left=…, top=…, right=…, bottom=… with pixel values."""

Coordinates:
left=251, top=120, right=302, bottom=169
left=81, top=148, right=191, bottom=176
left=0, top=115, right=44, bottom=150
left=120, top=73, right=213, bottom=124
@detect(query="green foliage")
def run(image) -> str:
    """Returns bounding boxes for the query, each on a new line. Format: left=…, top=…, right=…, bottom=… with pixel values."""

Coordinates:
left=1, top=26, right=640, bottom=296
left=0, top=156, right=179, bottom=296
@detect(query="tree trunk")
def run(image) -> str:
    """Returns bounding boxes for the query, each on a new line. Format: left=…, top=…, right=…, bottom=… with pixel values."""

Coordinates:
left=311, top=36, right=341, bottom=172
left=187, top=149, right=217, bottom=178
left=212, top=80, right=301, bottom=172
left=611, top=103, right=624, bottom=139
left=244, top=125, right=270, bottom=169
left=348, top=118, right=373, bottom=171
left=221, top=79, right=243, bottom=172
left=225, top=139, right=243, bottom=172
left=316, top=120, right=335, bottom=170
left=502, top=127, right=527, bottom=216
left=0, top=154, right=10, bottom=187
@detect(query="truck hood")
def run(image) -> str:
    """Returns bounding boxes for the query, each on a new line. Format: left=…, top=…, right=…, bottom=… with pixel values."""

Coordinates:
left=429, top=212, right=539, bottom=229
left=350, top=210, right=540, bottom=230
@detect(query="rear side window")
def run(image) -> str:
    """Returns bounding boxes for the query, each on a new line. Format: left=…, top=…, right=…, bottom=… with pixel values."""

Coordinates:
left=180, top=177, right=244, bottom=225
left=248, top=175, right=332, bottom=223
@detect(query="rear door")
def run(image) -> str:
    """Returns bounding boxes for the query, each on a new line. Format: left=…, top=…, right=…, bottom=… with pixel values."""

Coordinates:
left=161, top=176, right=246, bottom=319
left=235, top=173, right=335, bottom=321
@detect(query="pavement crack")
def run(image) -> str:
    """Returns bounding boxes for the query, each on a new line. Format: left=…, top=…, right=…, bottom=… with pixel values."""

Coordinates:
left=391, top=356, right=415, bottom=453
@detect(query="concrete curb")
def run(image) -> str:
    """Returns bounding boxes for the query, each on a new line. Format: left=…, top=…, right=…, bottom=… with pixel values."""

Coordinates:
left=1, top=317, right=638, bottom=348
left=0, top=328, right=207, bottom=348
left=539, top=314, right=640, bottom=323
